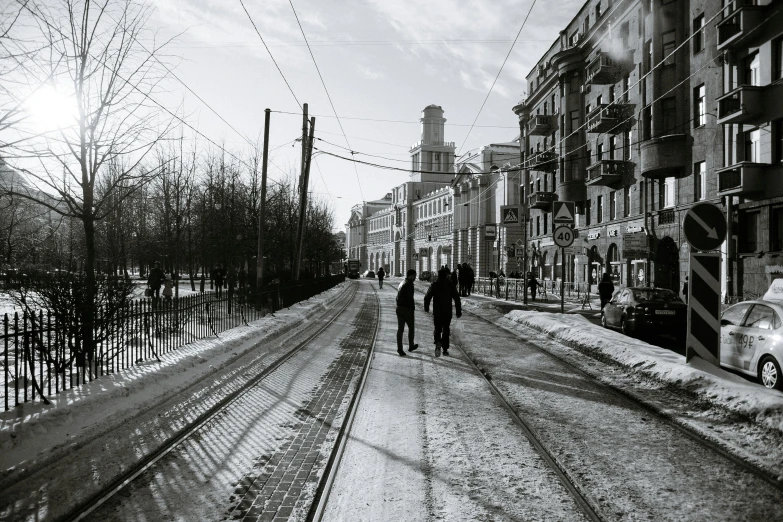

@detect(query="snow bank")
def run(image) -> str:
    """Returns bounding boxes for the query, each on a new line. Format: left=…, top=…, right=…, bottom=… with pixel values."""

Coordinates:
left=478, top=304, right=783, bottom=435
left=0, top=283, right=349, bottom=480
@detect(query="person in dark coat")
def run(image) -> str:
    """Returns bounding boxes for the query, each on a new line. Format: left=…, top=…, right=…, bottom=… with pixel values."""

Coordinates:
left=458, top=263, right=466, bottom=296
left=214, top=265, right=225, bottom=297
left=598, top=272, right=615, bottom=310
left=147, top=262, right=165, bottom=299
left=682, top=276, right=689, bottom=304
left=450, top=268, right=458, bottom=288
left=467, top=264, right=475, bottom=296
left=528, top=275, right=539, bottom=301
left=424, top=267, right=462, bottom=357
left=377, top=266, right=386, bottom=289
left=395, top=269, right=419, bottom=356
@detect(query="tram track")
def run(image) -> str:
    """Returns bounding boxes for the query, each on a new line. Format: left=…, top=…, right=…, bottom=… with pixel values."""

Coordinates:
left=453, top=307, right=783, bottom=521
left=62, top=283, right=362, bottom=522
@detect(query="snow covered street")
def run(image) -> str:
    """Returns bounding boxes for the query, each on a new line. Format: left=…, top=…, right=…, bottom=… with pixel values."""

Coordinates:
left=2, top=278, right=783, bottom=521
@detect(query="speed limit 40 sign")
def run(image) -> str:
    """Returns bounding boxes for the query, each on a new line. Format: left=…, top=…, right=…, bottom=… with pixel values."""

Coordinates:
left=553, top=226, right=575, bottom=248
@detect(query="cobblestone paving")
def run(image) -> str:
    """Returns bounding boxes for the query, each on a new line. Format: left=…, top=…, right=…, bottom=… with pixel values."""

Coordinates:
left=227, top=290, right=377, bottom=521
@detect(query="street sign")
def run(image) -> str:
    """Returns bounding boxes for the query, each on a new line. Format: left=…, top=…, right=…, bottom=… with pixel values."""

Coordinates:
left=516, top=238, right=525, bottom=248
left=683, top=202, right=727, bottom=251
left=553, top=201, right=576, bottom=225
left=623, top=232, right=648, bottom=259
left=485, top=224, right=497, bottom=240
left=501, top=205, right=522, bottom=226
left=516, top=256, right=524, bottom=264
left=553, top=225, right=575, bottom=248
left=412, top=253, right=419, bottom=261
left=686, top=252, right=720, bottom=365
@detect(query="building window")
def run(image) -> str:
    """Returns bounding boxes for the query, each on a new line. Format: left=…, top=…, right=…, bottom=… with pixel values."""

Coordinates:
left=776, top=38, right=783, bottom=81
left=597, top=195, right=604, bottom=222
left=583, top=199, right=591, bottom=226
left=745, top=52, right=760, bottom=86
left=646, top=39, right=653, bottom=73
left=694, top=84, right=706, bottom=128
left=623, top=187, right=631, bottom=217
left=536, top=216, right=541, bottom=236
left=570, top=31, right=580, bottom=46
left=570, top=110, right=579, bottom=133
left=544, top=213, right=548, bottom=234
left=693, top=14, right=704, bottom=54
left=433, top=152, right=441, bottom=171
left=596, top=141, right=604, bottom=161
left=543, top=101, right=548, bottom=115
left=609, top=191, right=617, bottom=220
left=643, top=105, right=652, bottom=140
left=745, top=128, right=761, bottom=162
left=662, top=97, right=677, bottom=134
left=662, top=30, right=676, bottom=66
left=596, top=94, right=603, bottom=106
left=609, top=85, right=615, bottom=103
left=694, top=161, right=706, bottom=201
left=773, top=207, right=783, bottom=251
left=624, top=129, right=632, bottom=160
left=776, top=119, right=783, bottom=163
left=663, top=177, right=675, bottom=208
left=595, top=2, right=602, bottom=19
left=584, top=15, right=590, bottom=36
left=610, top=136, right=618, bottom=160
left=740, top=211, right=759, bottom=252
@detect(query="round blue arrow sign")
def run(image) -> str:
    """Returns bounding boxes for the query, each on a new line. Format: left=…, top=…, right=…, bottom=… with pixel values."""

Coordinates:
left=683, top=202, right=727, bottom=251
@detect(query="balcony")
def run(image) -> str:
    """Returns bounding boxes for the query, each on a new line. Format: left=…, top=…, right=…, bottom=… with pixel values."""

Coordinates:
left=528, top=114, right=554, bottom=136
left=585, top=51, right=634, bottom=85
left=640, top=134, right=689, bottom=179
left=716, top=162, right=766, bottom=197
left=716, top=84, right=783, bottom=126
left=657, top=209, right=676, bottom=226
left=716, top=0, right=767, bottom=51
left=529, top=151, right=558, bottom=172
left=585, top=159, right=631, bottom=187
left=586, top=104, right=634, bottom=134
left=528, top=190, right=558, bottom=210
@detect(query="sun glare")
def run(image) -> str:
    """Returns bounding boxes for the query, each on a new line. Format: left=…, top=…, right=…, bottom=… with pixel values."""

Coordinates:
left=25, top=85, right=78, bottom=132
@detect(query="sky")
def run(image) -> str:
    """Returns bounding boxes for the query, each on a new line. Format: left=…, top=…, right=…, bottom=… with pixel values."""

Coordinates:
left=140, top=0, right=585, bottom=231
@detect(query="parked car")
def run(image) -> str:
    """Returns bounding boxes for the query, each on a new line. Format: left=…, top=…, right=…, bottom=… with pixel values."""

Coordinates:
left=363, top=270, right=376, bottom=278
left=419, top=271, right=432, bottom=282
left=601, top=287, right=686, bottom=339
left=720, top=299, right=783, bottom=390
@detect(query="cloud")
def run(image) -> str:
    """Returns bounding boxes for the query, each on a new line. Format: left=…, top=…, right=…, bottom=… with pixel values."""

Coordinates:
left=357, top=64, right=384, bottom=80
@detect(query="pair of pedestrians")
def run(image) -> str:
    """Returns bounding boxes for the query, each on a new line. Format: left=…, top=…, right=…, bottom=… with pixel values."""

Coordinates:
left=395, top=267, right=461, bottom=357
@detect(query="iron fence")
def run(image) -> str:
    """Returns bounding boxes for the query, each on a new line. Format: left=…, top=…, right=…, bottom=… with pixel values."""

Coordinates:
left=1, top=275, right=345, bottom=411
left=473, top=277, right=592, bottom=303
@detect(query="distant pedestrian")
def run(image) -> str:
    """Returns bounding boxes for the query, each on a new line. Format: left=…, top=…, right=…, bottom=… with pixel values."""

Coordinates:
left=458, top=263, right=467, bottom=296
left=377, top=266, right=386, bottom=289
left=450, top=268, right=458, bottom=289
left=396, top=269, right=419, bottom=356
left=598, top=273, right=614, bottom=310
left=162, top=277, right=173, bottom=301
left=147, top=262, right=165, bottom=299
left=467, top=264, right=475, bottom=296
left=528, top=276, right=539, bottom=301
left=682, top=276, right=689, bottom=304
left=424, top=267, right=462, bottom=357
left=214, top=264, right=225, bottom=297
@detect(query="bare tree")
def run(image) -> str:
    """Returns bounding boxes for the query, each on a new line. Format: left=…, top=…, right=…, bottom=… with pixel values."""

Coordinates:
left=1, top=0, right=175, bottom=375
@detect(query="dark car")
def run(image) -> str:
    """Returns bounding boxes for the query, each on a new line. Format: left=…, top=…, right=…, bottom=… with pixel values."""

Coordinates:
left=419, top=271, right=433, bottom=282
left=601, top=287, right=687, bottom=338
left=363, top=270, right=376, bottom=278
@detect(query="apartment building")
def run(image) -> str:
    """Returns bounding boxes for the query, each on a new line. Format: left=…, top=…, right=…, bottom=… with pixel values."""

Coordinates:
left=511, top=0, right=769, bottom=297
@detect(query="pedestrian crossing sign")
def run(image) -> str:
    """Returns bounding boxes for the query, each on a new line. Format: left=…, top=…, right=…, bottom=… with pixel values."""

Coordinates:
left=501, top=205, right=522, bottom=226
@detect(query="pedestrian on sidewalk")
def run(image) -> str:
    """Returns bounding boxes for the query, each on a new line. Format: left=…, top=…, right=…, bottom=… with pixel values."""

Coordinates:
left=395, top=269, right=419, bottom=356
left=458, top=263, right=466, bottom=296
left=147, top=262, right=164, bottom=299
left=598, top=273, right=614, bottom=310
left=528, top=275, right=539, bottom=301
left=682, top=276, right=689, bottom=304
left=450, top=267, right=458, bottom=289
left=214, top=264, right=225, bottom=297
left=377, top=266, right=385, bottom=289
left=162, top=276, right=173, bottom=301
left=424, top=267, right=462, bottom=357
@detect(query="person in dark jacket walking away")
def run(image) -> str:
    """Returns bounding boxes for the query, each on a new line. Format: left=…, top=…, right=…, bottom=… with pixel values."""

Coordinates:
left=377, top=266, right=385, bottom=289
left=424, top=267, right=462, bottom=357
left=598, top=273, right=615, bottom=310
left=682, top=276, right=689, bottom=304
left=147, top=262, right=165, bottom=299
left=528, top=275, right=539, bottom=301
left=396, top=269, right=419, bottom=356
left=214, top=265, right=225, bottom=297
left=467, top=264, right=475, bottom=296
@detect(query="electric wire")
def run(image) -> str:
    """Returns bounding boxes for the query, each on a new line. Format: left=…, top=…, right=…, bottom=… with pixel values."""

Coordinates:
left=288, top=0, right=365, bottom=200
left=271, top=110, right=519, bottom=128
left=456, top=0, right=539, bottom=156
left=237, top=0, right=302, bottom=110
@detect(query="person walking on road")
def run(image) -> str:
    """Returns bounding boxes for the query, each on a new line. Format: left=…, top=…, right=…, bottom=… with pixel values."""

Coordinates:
left=598, top=272, right=615, bottom=310
left=682, top=276, right=689, bottom=304
left=377, top=266, right=385, bottom=289
left=528, top=275, right=539, bottom=301
left=424, top=267, right=462, bottom=357
left=395, top=269, right=419, bottom=356
left=214, top=265, right=225, bottom=297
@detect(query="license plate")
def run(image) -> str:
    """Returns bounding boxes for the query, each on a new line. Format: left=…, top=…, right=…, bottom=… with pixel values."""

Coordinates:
left=655, top=310, right=676, bottom=315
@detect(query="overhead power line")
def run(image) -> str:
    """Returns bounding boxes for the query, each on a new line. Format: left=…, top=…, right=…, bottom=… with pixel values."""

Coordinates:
left=271, top=110, right=518, bottom=128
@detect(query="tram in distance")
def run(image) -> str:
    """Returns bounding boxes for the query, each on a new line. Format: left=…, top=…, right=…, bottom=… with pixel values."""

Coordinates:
left=346, top=259, right=361, bottom=279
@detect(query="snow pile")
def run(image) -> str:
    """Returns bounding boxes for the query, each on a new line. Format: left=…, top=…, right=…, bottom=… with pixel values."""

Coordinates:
left=478, top=304, right=783, bottom=435
left=0, top=283, right=348, bottom=479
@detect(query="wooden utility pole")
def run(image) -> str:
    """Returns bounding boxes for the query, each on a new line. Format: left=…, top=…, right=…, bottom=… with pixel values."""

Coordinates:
left=300, top=103, right=308, bottom=194
left=257, top=108, right=271, bottom=289
left=294, top=116, right=316, bottom=280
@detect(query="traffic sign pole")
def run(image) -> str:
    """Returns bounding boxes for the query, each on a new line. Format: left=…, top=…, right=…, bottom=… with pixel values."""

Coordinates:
left=686, top=252, right=720, bottom=365
left=561, top=246, right=565, bottom=314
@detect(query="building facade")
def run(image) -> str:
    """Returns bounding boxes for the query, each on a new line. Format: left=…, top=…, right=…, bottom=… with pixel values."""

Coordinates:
left=511, top=0, right=781, bottom=300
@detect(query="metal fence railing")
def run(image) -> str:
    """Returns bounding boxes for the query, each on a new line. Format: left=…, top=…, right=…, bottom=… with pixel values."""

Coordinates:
left=473, top=277, right=593, bottom=305
left=1, top=275, right=345, bottom=411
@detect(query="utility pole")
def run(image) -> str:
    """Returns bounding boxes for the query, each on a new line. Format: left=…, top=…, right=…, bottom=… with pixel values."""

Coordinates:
left=300, top=103, right=308, bottom=194
left=294, top=116, right=316, bottom=280
left=257, top=108, right=271, bottom=289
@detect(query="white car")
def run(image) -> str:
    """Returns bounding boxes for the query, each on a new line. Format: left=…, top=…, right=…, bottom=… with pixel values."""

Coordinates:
left=720, top=299, right=783, bottom=390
